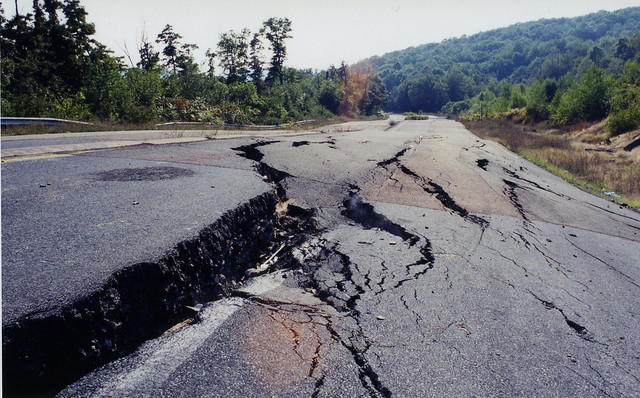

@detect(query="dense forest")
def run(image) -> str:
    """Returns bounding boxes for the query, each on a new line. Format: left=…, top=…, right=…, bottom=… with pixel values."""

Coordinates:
left=367, top=7, right=640, bottom=135
left=0, top=1, right=387, bottom=125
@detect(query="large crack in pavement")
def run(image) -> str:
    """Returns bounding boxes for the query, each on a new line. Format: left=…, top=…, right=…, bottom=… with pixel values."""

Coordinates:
left=10, top=121, right=640, bottom=397
left=231, top=138, right=632, bottom=397
left=343, top=188, right=418, bottom=246
left=529, top=291, right=596, bottom=343
left=502, top=166, right=570, bottom=200
left=288, top=184, right=443, bottom=397
left=293, top=239, right=393, bottom=397
left=397, top=164, right=490, bottom=228
left=503, top=179, right=529, bottom=220
left=234, top=141, right=397, bottom=396
left=4, top=140, right=318, bottom=397
left=4, top=193, right=281, bottom=396
left=375, top=142, right=489, bottom=228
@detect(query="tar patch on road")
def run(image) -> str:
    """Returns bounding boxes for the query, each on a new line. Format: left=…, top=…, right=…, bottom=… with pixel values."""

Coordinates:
left=476, top=159, right=489, bottom=170
left=95, top=166, right=195, bottom=182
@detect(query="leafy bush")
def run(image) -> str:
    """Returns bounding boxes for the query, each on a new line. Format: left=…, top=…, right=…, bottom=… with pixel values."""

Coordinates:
left=441, top=100, right=472, bottom=114
left=47, top=93, right=93, bottom=120
left=605, top=63, right=640, bottom=135
left=403, top=112, right=430, bottom=120
left=606, top=107, right=640, bottom=136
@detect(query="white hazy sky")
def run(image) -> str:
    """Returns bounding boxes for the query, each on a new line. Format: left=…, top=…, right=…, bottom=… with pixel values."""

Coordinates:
left=10, top=0, right=640, bottom=70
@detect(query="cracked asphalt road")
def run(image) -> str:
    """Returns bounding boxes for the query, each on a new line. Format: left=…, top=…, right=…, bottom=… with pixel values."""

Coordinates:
left=58, top=117, right=640, bottom=397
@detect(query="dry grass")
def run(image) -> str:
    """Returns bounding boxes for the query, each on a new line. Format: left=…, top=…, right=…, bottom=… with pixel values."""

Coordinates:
left=462, top=119, right=640, bottom=207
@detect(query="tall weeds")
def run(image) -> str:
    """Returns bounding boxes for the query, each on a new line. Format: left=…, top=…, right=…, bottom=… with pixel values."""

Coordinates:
left=463, top=119, right=640, bottom=206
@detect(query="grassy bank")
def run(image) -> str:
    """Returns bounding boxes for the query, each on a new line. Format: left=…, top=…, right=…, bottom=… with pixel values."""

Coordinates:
left=461, top=119, right=640, bottom=208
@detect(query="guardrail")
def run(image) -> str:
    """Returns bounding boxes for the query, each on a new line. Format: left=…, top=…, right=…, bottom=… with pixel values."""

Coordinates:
left=1, top=117, right=94, bottom=126
left=1, top=117, right=317, bottom=130
left=156, top=119, right=316, bottom=130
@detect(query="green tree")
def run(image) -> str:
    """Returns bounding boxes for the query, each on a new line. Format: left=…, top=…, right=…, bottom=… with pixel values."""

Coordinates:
left=606, top=61, right=640, bottom=135
left=156, top=24, right=198, bottom=73
left=555, top=66, right=611, bottom=123
left=249, top=32, right=265, bottom=92
left=589, top=46, right=606, bottom=67
left=217, top=29, right=250, bottom=84
left=407, top=75, right=449, bottom=112
left=138, top=31, right=160, bottom=70
left=123, top=68, right=163, bottom=122
left=0, top=0, right=105, bottom=117
left=261, top=17, right=292, bottom=84
left=445, top=69, right=473, bottom=102
left=318, top=78, right=343, bottom=114
left=361, top=75, right=388, bottom=115
left=575, top=66, right=611, bottom=121
left=526, top=79, right=553, bottom=120
left=205, top=48, right=216, bottom=76
left=509, top=83, right=527, bottom=109
left=82, top=43, right=128, bottom=120
left=615, top=38, right=634, bottom=61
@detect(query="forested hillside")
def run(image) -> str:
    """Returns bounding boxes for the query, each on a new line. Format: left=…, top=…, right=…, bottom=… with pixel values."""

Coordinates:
left=3, top=2, right=640, bottom=134
left=0, top=1, right=386, bottom=125
left=371, top=6, right=640, bottom=133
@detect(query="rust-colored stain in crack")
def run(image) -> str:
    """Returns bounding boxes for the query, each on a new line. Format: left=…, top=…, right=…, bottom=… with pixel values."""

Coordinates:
left=240, top=304, right=324, bottom=388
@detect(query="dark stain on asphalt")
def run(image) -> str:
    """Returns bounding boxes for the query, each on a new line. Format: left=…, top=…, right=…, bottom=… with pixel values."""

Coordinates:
left=95, top=166, right=195, bottom=182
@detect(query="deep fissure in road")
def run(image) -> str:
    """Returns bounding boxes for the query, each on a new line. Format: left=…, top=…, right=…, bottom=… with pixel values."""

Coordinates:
left=234, top=141, right=293, bottom=200
left=235, top=141, right=397, bottom=397
left=296, top=241, right=393, bottom=398
left=532, top=293, right=594, bottom=341
left=295, top=189, right=442, bottom=397
left=398, top=164, right=489, bottom=227
left=3, top=140, right=316, bottom=397
left=503, top=179, right=529, bottom=220
left=375, top=143, right=488, bottom=228
left=7, top=138, right=471, bottom=397
left=476, top=159, right=489, bottom=170
left=3, top=193, right=282, bottom=396
left=343, top=190, right=418, bottom=246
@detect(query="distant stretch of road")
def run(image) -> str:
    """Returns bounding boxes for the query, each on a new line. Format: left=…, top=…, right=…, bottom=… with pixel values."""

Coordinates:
left=3, top=117, right=640, bottom=397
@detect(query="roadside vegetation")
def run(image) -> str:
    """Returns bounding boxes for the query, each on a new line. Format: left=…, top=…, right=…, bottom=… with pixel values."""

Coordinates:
left=403, top=112, right=429, bottom=120
left=462, top=118, right=640, bottom=207
left=0, top=1, right=387, bottom=130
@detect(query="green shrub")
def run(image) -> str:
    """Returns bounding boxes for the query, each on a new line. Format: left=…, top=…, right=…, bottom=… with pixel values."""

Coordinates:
left=403, top=112, right=429, bottom=120
left=122, top=104, right=157, bottom=124
left=47, top=93, right=93, bottom=120
left=606, top=107, right=640, bottom=136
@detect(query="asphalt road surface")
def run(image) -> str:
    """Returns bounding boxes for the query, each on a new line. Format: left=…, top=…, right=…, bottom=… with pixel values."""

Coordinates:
left=4, top=117, right=640, bottom=397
